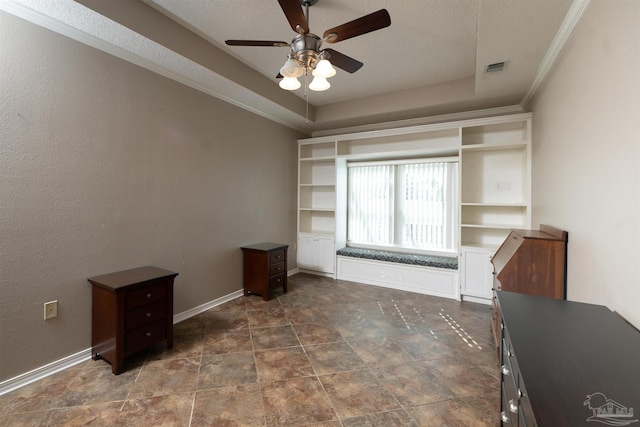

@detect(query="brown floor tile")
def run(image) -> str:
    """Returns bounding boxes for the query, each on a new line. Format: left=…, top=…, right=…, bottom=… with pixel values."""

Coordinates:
left=192, top=384, right=266, bottom=426
left=53, top=364, right=139, bottom=408
left=146, top=333, right=204, bottom=361
left=0, top=401, right=122, bottom=427
left=118, top=393, right=194, bottom=426
left=292, top=323, right=345, bottom=345
left=341, top=409, right=417, bottom=427
left=247, top=306, right=288, bottom=328
left=197, top=351, right=257, bottom=389
left=319, top=369, right=400, bottom=419
left=393, top=331, right=456, bottom=361
left=303, top=342, right=367, bottom=374
left=406, top=396, right=498, bottom=427
left=261, top=377, right=337, bottom=426
left=0, top=369, right=80, bottom=415
left=128, top=358, right=200, bottom=399
left=205, top=310, right=249, bottom=331
left=285, top=307, right=332, bottom=325
left=202, top=328, right=253, bottom=355
left=251, top=325, right=300, bottom=350
left=173, top=315, right=207, bottom=336
left=424, top=357, right=500, bottom=398
left=372, top=362, right=456, bottom=407
left=255, top=347, right=315, bottom=382
left=349, top=336, right=417, bottom=368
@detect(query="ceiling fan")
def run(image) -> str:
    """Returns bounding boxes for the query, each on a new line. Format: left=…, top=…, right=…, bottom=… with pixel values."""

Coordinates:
left=225, top=0, right=391, bottom=92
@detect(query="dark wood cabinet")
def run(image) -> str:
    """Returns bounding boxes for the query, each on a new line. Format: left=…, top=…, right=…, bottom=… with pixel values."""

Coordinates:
left=490, top=224, right=567, bottom=348
left=241, top=243, right=288, bottom=301
left=497, top=291, right=640, bottom=426
left=88, top=266, right=178, bottom=374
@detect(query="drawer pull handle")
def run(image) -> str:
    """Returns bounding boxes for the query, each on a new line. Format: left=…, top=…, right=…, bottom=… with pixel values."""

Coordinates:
left=146, top=313, right=152, bottom=318
left=508, top=399, right=518, bottom=413
left=145, top=332, right=152, bottom=337
left=501, top=365, right=510, bottom=376
left=276, top=278, right=281, bottom=283
left=146, top=293, right=152, bottom=298
left=501, top=411, right=510, bottom=423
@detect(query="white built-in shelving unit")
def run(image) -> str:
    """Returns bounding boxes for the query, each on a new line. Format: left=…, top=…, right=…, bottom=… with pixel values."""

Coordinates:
left=297, top=113, right=532, bottom=298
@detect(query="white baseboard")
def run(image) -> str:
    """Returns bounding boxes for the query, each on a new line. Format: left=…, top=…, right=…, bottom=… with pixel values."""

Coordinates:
left=0, top=286, right=251, bottom=396
left=172, top=289, right=244, bottom=323
left=461, top=294, right=492, bottom=305
left=0, top=348, right=92, bottom=396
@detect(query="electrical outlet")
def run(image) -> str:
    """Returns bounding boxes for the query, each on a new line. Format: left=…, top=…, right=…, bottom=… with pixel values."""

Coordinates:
left=44, top=300, right=58, bottom=320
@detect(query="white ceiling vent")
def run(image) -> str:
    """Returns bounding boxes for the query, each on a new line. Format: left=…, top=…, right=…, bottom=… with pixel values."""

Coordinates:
left=485, top=61, right=508, bottom=74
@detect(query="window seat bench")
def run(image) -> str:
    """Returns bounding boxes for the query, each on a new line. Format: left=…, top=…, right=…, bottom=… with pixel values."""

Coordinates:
left=336, top=247, right=460, bottom=300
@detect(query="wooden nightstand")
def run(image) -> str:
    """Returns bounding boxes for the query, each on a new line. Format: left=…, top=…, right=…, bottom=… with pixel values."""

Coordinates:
left=88, top=266, right=178, bottom=374
left=241, top=243, right=288, bottom=301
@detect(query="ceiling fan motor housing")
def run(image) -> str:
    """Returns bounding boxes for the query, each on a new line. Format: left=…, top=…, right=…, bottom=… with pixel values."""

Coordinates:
left=292, top=33, right=322, bottom=69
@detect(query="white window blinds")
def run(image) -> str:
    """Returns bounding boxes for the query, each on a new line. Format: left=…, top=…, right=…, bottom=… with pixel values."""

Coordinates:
left=348, top=160, right=458, bottom=252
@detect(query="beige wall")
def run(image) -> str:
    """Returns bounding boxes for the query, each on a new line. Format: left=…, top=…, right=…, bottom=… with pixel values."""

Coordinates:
left=0, top=12, right=303, bottom=381
left=530, top=0, right=640, bottom=327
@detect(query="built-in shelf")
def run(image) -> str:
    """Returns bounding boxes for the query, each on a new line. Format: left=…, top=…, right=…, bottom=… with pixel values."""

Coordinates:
left=297, top=113, right=532, bottom=279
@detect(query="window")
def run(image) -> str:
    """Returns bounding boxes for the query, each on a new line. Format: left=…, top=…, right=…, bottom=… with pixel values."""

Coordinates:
left=347, top=159, right=458, bottom=254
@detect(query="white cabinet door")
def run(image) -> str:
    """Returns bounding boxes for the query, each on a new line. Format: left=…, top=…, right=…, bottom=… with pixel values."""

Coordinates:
left=298, top=234, right=335, bottom=274
left=460, top=246, right=495, bottom=300
left=298, top=234, right=317, bottom=269
left=316, top=236, right=335, bottom=273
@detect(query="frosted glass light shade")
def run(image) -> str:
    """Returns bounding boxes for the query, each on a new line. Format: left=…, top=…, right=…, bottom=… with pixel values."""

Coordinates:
left=309, top=76, right=330, bottom=91
left=313, top=59, right=336, bottom=78
left=280, top=58, right=303, bottom=78
left=279, top=76, right=301, bottom=90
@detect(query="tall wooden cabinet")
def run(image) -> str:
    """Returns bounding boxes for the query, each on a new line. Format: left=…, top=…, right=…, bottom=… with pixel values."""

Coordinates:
left=490, top=224, right=568, bottom=348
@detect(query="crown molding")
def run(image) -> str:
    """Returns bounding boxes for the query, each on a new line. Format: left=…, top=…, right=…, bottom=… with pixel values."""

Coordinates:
left=520, top=0, right=591, bottom=108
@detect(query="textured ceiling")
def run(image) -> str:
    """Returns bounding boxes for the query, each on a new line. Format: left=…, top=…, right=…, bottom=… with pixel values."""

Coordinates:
left=3, top=0, right=579, bottom=133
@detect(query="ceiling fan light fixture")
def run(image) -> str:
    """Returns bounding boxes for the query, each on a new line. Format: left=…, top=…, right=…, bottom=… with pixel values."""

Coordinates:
left=309, top=76, right=330, bottom=91
left=279, top=76, right=301, bottom=90
left=280, top=57, right=304, bottom=78
left=312, top=59, right=336, bottom=78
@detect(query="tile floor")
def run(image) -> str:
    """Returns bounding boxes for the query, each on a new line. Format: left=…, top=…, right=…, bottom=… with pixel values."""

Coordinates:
left=0, top=273, right=500, bottom=426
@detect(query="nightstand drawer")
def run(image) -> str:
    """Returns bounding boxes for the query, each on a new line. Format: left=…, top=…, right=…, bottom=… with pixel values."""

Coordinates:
left=269, top=250, right=285, bottom=265
left=125, top=320, right=167, bottom=354
left=126, top=283, right=167, bottom=309
left=269, top=262, right=285, bottom=277
left=269, top=273, right=286, bottom=290
left=126, top=301, right=167, bottom=331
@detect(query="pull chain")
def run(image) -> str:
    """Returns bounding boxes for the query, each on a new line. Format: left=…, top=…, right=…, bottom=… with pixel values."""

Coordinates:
left=305, top=69, right=309, bottom=124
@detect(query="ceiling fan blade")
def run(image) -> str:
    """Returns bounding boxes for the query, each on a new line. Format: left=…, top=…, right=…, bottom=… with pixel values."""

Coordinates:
left=226, top=40, right=289, bottom=47
left=323, top=49, right=363, bottom=73
left=278, top=0, right=309, bottom=34
left=323, top=9, right=391, bottom=43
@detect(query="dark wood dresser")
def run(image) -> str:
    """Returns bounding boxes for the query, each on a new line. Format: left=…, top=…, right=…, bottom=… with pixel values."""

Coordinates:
left=241, top=243, right=288, bottom=301
left=497, top=291, right=640, bottom=426
left=88, top=266, right=178, bottom=374
left=490, top=224, right=568, bottom=348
